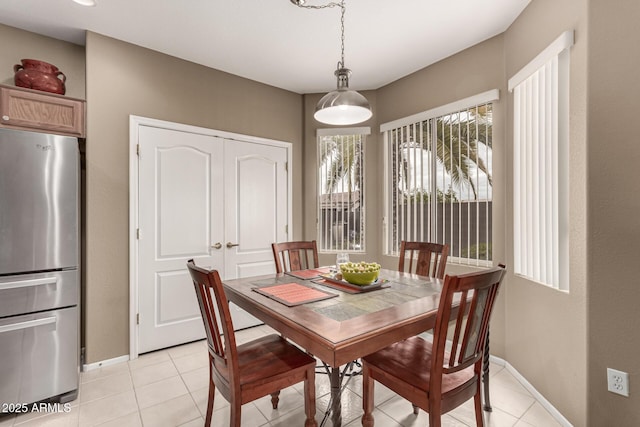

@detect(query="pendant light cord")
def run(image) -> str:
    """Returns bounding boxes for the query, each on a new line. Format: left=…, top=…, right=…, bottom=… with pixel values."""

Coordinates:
left=293, top=0, right=347, bottom=68
left=339, top=0, right=345, bottom=68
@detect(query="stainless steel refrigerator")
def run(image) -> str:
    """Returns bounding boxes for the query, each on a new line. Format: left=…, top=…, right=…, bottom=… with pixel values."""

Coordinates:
left=0, top=128, right=80, bottom=406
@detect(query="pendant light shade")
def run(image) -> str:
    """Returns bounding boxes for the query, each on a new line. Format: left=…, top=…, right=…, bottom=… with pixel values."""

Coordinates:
left=314, top=67, right=372, bottom=125
left=292, top=0, right=372, bottom=126
left=72, top=0, right=96, bottom=6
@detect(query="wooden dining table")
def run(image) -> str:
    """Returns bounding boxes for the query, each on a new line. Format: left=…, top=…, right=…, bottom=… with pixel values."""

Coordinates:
left=222, top=267, right=447, bottom=426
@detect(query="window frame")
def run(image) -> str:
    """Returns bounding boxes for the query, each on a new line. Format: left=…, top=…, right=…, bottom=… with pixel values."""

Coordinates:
left=316, top=127, right=370, bottom=254
left=381, top=91, right=499, bottom=265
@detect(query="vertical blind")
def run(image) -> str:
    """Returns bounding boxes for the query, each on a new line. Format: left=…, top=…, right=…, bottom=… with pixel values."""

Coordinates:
left=383, top=99, right=494, bottom=266
left=317, top=131, right=367, bottom=252
left=510, top=31, right=572, bottom=290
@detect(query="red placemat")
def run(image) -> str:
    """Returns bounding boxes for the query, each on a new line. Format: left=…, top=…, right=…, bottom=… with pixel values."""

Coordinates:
left=285, top=267, right=333, bottom=280
left=253, top=282, right=337, bottom=307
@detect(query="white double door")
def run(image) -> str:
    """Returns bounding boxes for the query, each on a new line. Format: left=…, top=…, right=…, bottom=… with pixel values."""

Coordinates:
left=136, top=123, right=289, bottom=354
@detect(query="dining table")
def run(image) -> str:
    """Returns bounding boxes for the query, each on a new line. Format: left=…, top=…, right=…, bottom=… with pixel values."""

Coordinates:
left=222, top=267, right=453, bottom=426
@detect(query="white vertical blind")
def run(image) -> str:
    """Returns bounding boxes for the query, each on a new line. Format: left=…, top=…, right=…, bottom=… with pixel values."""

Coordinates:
left=317, top=130, right=368, bottom=253
left=512, top=33, right=571, bottom=290
left=383, top=100, right=495, bottom=266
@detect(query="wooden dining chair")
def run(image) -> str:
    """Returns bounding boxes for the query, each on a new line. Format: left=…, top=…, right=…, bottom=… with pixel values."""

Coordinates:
left=187, top=260, right=317, bottom=427
left=271, top=240, right=319, bottom=274
left=398, top=240, right=449, bottom=279
left=361, top=265, right=506, bottom=427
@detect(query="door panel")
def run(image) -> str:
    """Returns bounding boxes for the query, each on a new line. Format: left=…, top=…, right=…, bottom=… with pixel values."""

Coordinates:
left=157, top=146, right=212, bottom=258
left=224, top=141, right=288, bottom=280
left=157, top=269, right=199, bottom=324
left=138, top=126, right=223, bottom=353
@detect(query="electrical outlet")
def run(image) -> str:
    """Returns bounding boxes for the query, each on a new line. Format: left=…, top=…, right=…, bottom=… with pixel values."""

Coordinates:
left=607, top=368, right=629, bottom=397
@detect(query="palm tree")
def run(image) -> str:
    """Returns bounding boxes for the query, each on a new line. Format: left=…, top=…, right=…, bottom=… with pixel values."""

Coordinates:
left=318, top=134, right=364, bottom=250
left=436, top=105, right=492, bottom=198
left=397, top=104, right=492, bottom=200
left=319, top=135, right=363, bottom=194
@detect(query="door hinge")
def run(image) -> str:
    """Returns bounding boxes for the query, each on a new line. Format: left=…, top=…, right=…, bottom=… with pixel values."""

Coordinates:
left=136, top=228, right=141, bottom=239
left=285, top=224, right=288, bottom=234
left=136, top=313, right=140, bottom=324
left=285, top=161, right=288, bottom=172
left=136, top=144, right=140, bottom=156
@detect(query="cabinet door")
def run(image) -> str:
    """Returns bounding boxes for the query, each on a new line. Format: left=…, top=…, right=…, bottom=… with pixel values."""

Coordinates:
left=0, top=85, right=85, bottom=137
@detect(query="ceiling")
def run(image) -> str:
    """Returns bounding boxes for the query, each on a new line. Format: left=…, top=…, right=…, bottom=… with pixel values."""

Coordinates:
left=0, top=0, right=530, bottom=94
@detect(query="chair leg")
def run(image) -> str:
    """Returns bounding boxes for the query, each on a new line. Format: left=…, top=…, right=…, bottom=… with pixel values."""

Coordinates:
left=205, top=367, right=215, bottom=426
left=230, top=401, right=242, bottom=427
left=304, top=367, right=317, bottom=427
left=428, top=411, right=441, bottom=427
left=361, top=364, right=375, bottom=427
left=270, top=390, right=280, bottom=409
left=482, top=330, right=492, bottom=411
left=475, top=388, right=485, bottom=426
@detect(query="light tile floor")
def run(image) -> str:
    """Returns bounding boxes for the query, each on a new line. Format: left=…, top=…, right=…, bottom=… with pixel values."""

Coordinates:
left=0, top=325, right=563, bottom=427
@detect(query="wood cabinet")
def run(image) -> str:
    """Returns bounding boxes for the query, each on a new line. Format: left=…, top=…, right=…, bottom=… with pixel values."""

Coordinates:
left=0, top=84, right=85, bottom=137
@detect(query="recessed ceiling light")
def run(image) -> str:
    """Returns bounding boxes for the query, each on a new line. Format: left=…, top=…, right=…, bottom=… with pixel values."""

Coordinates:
left=72, top=0, right=97, bottom=6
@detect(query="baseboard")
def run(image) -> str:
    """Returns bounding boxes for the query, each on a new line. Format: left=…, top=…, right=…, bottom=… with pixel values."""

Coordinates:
left=490, top=355, right=573, bottom=427
left=82, top=354, right=130, bottom=372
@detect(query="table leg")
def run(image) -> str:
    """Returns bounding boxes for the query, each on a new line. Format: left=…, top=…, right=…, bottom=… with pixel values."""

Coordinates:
left=483, top=330, right=492, bottom=412
left=330, top=367, right=342, bottom=427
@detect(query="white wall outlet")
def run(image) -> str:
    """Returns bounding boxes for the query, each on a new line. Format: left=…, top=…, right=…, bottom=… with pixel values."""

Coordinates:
left=607, top=368, right=629, bottom=397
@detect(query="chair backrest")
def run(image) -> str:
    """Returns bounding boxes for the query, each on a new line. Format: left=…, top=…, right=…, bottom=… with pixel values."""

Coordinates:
left=430, top=266, right=506, bottom=385
left=398, top=241, right=449, bottom=279
left=187, top=259, right=239, bottom=392
left=271, top=240, right=319, bottom=274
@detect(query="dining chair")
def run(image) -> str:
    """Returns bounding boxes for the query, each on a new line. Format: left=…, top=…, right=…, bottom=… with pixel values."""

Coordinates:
left=398, top=240, right=449, bottom=279
left=397, top=240, right=450, bottom=414
left=361, top=265, right=506, bottom=427
left=271, top=240, right=319, bottom=274
left=187, top=260, right=317, bottom=427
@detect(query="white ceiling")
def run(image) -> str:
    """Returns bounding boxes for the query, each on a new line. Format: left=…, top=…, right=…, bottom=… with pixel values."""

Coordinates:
left=0, top=0, right=530, bottom=94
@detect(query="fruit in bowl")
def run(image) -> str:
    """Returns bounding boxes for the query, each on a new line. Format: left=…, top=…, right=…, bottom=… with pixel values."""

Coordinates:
left=340, top=261, right=381, bottom=285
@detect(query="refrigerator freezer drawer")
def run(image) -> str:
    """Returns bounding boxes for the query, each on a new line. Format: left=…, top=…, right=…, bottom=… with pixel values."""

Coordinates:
left=0, top=270, right=79, bottom=318
left=0, top=306, right=78, bottom=405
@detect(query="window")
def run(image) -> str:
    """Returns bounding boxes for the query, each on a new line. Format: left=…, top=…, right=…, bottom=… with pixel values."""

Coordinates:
left=509, top=31, right=572, bottom=290
left=381, top=91, right=498, bottom=265
left=317, top=128, right=369, bottom=253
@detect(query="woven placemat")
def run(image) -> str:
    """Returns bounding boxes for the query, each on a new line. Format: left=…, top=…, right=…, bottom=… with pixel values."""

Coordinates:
left=253, top=282, right=338, bottom=307
left=285, top=267, right=333, bottom=280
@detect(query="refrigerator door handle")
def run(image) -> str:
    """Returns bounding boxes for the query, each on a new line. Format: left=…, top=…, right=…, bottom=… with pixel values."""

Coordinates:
left=0, top=316, right=57, bottom=334
left=0, top=276, right=58, bottom=291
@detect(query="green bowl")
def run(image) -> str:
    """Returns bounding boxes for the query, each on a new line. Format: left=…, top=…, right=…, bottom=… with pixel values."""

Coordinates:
left=340, top=269, right=379, bottom=286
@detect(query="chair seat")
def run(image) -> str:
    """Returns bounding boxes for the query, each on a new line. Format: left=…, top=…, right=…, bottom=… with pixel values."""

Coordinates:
left=362, top=336, right=474, bottom=395
left=233, top=334, right=315, bottom=386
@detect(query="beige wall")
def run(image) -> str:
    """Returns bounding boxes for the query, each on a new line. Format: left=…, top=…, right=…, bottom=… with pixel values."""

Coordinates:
left=587, top=1, right=640, bottom=425
left=84, top=32, right=304, bottom=362
left=503, top=0, right=588, bottom=424
left=0, top=24, right=85, bottom=99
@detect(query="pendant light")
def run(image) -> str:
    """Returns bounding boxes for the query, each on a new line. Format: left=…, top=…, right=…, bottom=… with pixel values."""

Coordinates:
left=291, top=0, right=372, bottom=125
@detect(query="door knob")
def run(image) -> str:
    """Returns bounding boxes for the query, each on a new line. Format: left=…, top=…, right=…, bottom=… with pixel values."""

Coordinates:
left=211, top=242, right=222, bottom=249
left=226, top=242, right=239, bottom=248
